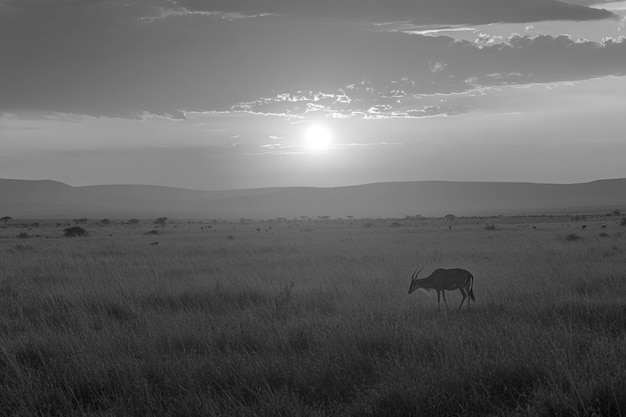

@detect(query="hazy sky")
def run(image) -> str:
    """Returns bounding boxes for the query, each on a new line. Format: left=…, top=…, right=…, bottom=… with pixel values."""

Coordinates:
left=1, top=0, right=625, bottom=190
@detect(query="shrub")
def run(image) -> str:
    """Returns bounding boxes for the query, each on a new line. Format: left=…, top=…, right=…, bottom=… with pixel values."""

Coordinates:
left=63, top=226, right=88, bottom=237
left=154, top=217, right=168, bottom=228
left=564, top=233, right=581, bottom=241
left=621, top=217, right=626, bottom=227
left=484, top=224, right=496, bottom=231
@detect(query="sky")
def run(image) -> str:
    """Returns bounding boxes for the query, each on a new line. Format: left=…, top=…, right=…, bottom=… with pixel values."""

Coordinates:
left=1, top=0, right=625, bottom=191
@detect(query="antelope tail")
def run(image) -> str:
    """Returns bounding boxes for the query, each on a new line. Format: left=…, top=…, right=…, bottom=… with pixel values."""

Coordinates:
left=468, top=273, right=476, bottom=302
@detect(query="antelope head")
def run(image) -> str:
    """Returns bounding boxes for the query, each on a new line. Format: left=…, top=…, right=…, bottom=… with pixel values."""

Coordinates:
left=408, top=267, right=424, bottom=294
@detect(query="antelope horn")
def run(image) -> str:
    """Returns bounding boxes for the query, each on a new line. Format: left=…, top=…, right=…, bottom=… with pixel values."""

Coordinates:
left=412, top=267, right=423, bottom=280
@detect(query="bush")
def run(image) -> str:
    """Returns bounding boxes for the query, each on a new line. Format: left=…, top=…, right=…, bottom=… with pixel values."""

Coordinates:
left=564, top=233, right=581, bottom=241
left=485, top=224, right=496, bottom=231
left=154, top=217, right=168, bottom=227
left=621, top=217, right=626, bottom=227
left=63, top=226, right=88, bottom=237
left=17, top=232, right=30, bottom=239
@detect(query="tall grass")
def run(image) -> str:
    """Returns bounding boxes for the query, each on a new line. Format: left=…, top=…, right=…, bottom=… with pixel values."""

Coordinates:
left=0, top=217, right=625, bottom=416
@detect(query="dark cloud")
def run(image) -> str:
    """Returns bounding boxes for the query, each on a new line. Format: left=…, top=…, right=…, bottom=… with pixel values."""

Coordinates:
left=451, top=35, right=626, bottom=85
left=559, top=0, right=614, bottom=6
left=0, top=0, right=249, bottom=117
left=229, top=34, right=626, bottom=118
left=180, top=0, right=616, bottom=24
left=0, top=0, right=623, bottom=119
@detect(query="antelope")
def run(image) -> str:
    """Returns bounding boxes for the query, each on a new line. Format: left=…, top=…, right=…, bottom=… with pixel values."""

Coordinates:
left=408, top=267, right=475, bottom=311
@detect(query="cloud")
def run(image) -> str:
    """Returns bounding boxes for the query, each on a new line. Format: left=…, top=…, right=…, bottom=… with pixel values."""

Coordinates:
left=560, top=0, right=613, bottom=6
left=404, top=26, right=478, bottom=36
left=0, top=0, right=254, bottom=118
left=179, top=0, right=616, bottom=25
left=456, top=34, right=626, bottom=85
left=140, top=5, right=272, bottom=22
left=0, top=0, right=623, bottom=120
left=227, top=34, right=626, bottom=119
left=228, top=81, right=476, bottom=119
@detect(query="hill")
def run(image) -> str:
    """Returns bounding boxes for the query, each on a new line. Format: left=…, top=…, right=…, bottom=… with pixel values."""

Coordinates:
left=1, top=178, right=625, bottom=219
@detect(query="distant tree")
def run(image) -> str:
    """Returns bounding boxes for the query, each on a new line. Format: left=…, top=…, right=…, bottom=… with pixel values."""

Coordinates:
left=64, top=226, right=88, bottom=237
left=444, top=214, right=456, bottom=221
left=621, top=217, right=626, bottom=227
left=100, top=218, right=111, bottom=225
left=613, top=209, right=621, bottom=216
left=73, top=218, right=88, bottom=224
left=154, top=217, right=168, bottom=228
left=1, top=216, right=12, bottom=223
left=128, top=218, right=140, bottom=225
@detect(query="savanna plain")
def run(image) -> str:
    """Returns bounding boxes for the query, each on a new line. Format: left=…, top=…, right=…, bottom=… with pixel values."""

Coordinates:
left=0, top=214, right=625, bottom=417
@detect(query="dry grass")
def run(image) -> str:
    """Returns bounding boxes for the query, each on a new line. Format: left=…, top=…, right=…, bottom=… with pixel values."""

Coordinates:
left=0, top=215, right=625, bottom=416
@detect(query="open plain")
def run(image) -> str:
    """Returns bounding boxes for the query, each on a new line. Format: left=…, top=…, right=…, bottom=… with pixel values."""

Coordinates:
left=0, top=214, right=625, bottom=416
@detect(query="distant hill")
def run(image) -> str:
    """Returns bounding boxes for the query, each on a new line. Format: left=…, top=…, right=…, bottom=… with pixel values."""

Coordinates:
left=1, top=178, right=625, bottom=219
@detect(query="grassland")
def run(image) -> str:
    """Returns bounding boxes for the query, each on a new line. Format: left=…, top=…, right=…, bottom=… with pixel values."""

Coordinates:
left=0, top=214, right=625, bottom=416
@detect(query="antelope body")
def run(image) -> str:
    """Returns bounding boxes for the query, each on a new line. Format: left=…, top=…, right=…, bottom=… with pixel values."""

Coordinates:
left=408, top=267, right=475, bottom=311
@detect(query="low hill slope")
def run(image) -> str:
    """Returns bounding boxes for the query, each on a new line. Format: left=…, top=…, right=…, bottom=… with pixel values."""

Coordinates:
left=1, top=178, right=625, bottom=218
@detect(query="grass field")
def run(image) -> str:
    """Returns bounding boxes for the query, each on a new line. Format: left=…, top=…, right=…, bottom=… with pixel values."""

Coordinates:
left=0, top=214, right=625, bottom=416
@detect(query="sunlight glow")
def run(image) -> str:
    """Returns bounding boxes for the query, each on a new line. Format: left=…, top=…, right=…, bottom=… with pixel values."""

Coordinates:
left=304, top=124, right=333, bottom=150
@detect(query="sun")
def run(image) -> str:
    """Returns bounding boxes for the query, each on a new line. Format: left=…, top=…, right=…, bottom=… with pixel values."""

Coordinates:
left=304, top=124, right=333, bottom=150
